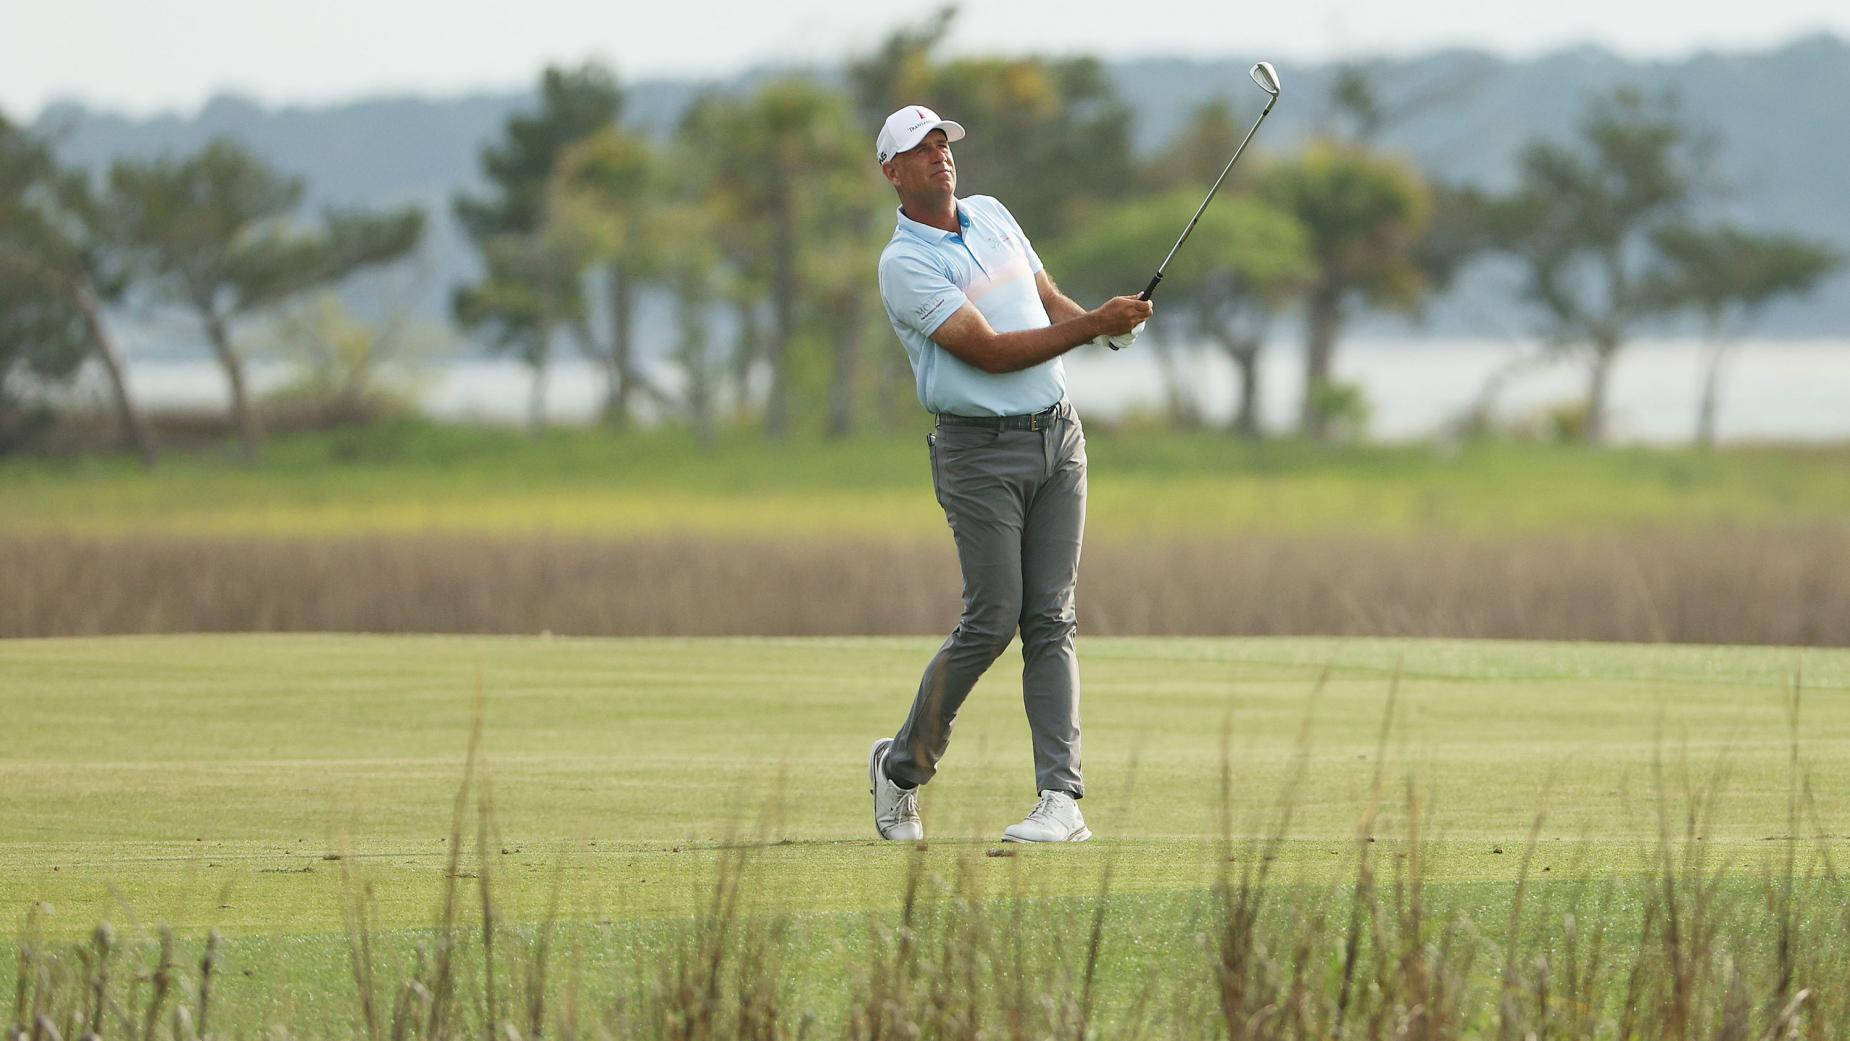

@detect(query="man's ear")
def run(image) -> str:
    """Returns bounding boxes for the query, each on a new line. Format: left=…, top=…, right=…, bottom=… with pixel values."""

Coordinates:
left=880, top=161, right=901, bottom=188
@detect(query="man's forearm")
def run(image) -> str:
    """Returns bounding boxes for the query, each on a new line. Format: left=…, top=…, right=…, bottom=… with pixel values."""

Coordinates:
left=1042, top=287, right=1088, bottom=324
left=929, top=291, right=1152, bottom=376
left=962, top=313, right=1106, bottom=374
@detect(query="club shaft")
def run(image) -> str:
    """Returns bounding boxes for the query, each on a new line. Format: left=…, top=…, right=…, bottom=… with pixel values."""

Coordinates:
left=1138, top=94, right=1277, bottom=302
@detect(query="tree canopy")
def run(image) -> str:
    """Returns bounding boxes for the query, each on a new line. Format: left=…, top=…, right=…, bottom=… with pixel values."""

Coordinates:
left=1483, top=88, right=1708, bottom=442
left=452, top=63, right=622, bottom=428
left=112, top=139, right=423, bottom=456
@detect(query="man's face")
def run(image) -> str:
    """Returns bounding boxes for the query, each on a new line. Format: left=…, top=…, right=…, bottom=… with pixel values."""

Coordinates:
left=882, top=129, right=956, bottom=197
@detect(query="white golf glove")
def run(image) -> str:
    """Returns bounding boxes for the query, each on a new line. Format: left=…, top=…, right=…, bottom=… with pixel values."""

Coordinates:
left=1096, top=322, right=1145, bottom=351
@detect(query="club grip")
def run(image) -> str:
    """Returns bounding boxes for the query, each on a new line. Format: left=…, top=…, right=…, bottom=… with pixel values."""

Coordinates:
left=1109, top=273, right=1163, bottom=350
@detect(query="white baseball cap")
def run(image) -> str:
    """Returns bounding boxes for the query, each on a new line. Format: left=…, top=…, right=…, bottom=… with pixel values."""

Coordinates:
left=875, top=105, right=966, bottom=165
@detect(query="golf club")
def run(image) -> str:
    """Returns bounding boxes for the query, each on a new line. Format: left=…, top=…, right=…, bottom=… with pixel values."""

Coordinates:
left=1112, top=61, right=1282, bottom=349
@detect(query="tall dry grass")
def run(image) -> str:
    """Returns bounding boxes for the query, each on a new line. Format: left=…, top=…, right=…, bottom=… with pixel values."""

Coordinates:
left=4, top=527, right=1847, bottom=644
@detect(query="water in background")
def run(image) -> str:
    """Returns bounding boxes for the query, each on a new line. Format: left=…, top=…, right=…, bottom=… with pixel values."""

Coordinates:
left=104, top=339, right=1850, bottom=443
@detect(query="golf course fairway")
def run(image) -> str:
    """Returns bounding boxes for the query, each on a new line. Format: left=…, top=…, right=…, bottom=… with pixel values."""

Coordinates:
left=6, top=633, right=1845, bottom=926
left=5, top=634, right=1847, bottom=1032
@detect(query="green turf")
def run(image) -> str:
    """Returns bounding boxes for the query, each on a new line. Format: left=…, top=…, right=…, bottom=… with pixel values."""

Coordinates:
left=4, top=633, right=1845, bottom=940
left=6, top=634, right=1847, bottom=1034
left=5, top=421, right=1849, bottom=538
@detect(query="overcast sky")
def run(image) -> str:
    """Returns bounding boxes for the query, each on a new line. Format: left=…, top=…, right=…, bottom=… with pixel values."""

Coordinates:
left=5, top=0, right=1846, bottom=119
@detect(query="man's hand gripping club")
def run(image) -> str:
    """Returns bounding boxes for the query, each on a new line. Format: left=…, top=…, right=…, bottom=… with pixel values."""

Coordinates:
left=1084, top=292, right=1147, bottom=351
left=930, top=293, right=1153, bottom=375
left=1092, top=295, right=1152, bottom=349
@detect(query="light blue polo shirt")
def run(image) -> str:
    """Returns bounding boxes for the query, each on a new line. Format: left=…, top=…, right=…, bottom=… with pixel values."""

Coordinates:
left=877, top=195, right=1065, bottom=416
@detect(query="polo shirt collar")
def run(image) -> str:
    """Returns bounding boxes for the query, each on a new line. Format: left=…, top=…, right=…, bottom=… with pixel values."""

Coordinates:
left=894, top=201, right=970, bottom=242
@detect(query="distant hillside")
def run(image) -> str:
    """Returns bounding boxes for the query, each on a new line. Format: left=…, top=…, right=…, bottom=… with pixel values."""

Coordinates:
left=25, top=33, right=1850, bottom=357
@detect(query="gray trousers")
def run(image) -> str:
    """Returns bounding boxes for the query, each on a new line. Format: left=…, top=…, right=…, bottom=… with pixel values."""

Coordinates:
left=886, top=399, right=1086, bottom=797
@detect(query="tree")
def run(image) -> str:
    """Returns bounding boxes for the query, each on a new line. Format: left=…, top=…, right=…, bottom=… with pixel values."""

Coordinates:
left=1648, top=224, right=1841, bottom=447
left=808, top=203, right=885, bottom=439
left=678, top=80, right=871, bottom=438
left=801, top=117, right=886, bottom=439
left=110, top=139, right=423, bottom=458
left=1484, top=88, right=1707, bottom=443
left=0, top=236, right=89, bottom=452
left=1321, top=64, right=1505, bottom=437
left=565, top=126, right=740, bottom=447
left=262, top=280, right=440, bottom=426
left=451, top=232, right=579, bottom=430
left=1259, top=144, right=1432, bottom=439
left=453, top=63, right=620, bottom=430
left=654, top=199, right=727, bottom=447
left=1055, top=189, right=1312, bottom=436
left=548, top=125, right=671, bottom=428
left=0, top=114, right=155, bottom=463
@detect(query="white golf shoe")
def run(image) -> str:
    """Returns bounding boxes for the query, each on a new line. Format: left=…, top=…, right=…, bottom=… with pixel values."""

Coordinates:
left=869, top=738, right=923, bottom=841
left=1002, top=790, right=1091, bottom=843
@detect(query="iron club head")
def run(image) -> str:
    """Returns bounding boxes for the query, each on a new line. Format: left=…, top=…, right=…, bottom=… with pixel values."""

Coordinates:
left=1250, top=61, right=1281, bottom=97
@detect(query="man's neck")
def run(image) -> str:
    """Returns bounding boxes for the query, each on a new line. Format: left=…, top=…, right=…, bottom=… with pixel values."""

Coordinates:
left=900, top=193, right=959, bottom=235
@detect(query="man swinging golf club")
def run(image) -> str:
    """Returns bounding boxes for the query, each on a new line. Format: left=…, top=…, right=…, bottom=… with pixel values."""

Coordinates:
left=868, top=104, right=1153, bottom=843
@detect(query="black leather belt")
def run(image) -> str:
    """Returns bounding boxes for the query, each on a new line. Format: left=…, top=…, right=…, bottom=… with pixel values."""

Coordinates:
left=934, top=403, right=1060, bottom=431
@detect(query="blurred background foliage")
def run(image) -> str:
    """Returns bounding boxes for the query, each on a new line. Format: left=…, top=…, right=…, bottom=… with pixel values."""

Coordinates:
left=1, top=8, right=1844, bottom=464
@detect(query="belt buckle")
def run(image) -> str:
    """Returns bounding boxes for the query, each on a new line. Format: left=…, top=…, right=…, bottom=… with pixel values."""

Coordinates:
left=1029, top=411, right=1040, bottom=431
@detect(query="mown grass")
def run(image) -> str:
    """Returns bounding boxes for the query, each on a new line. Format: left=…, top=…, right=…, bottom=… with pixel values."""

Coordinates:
left=5, top=420, right=1850, bottom=539
left=7, top=635, right=1850, bottom=1037
left=5, top=635, right=1846, bottom=923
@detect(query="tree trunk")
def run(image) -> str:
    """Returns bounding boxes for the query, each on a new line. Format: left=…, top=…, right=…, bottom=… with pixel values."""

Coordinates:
left=1227, top=343, right=1262, bottom=440
left=1153, top=339, right=1203, bottom=428
left=1694, top=322, right=1728, bottom=450
left=826, top=289, right=862, bottom=439
left=202, top=308, right=261, bottom=460
left=1584, top=342, right=1616, bottom=444
left=875, top=332, right=915, bottom=424
left=606, top=262, right=634, bottom=429
left=677, top=269, right=716, bottom=450
left=764, top=171, right=798, bottom=439
left=335, top=346, right=379, bottom=423
left=1298, top=283, right=1342, bottom=440
left=73, top=282, right=157, bottom=468
left=1456, top=349, right=1547, bottom=436
left=526, top=328, right=552, bottom=432
left=731, top=296, right=761, bottom=420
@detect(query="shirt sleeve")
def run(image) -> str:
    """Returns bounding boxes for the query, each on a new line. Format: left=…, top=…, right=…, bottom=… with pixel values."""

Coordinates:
left=879, top=248, right=968, bottom=338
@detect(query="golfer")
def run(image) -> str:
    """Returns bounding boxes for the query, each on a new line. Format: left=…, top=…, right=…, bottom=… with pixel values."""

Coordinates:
left=867, top=105, right=1153, bottom=843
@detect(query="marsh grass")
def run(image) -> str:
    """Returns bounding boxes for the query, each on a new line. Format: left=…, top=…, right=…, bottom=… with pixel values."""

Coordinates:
left=14, top=684, right=1850, bottom=1040
left=12, top=424, right=1850, bottom=538
left=5, top=528, right=1848, bottom=646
